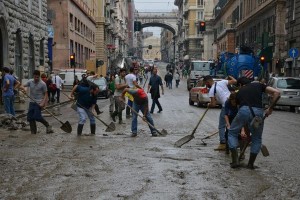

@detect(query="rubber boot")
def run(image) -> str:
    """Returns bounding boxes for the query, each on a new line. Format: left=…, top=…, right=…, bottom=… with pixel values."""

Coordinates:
left=29, top=121, right=37, bottom=134
left=90, top=124, right=96, bottom=135
left=230, top=149, right=240, bottom=168
left=247, top=153, right=258, bottom=169
left=77, top=124, right=84, bottom=136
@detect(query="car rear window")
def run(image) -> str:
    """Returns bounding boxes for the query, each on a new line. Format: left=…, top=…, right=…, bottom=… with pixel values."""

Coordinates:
left=277, top=78, right=300, bottom=89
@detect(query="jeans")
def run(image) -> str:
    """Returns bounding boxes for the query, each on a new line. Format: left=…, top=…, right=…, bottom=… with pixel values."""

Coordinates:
left=132, top=102, right=156, bottom=134
left=218, top=107, right=226, bottom=143
left=168, top=81, right=172, bottom=89
left=77, top=106, right=96, bottom=125
left=150, top=98, right=162, bottom=113
left=55, top=89, right=61, bottom=102
left=228, top=106, right=264, bottom=154
left=3, top=95, right=15, bottom=116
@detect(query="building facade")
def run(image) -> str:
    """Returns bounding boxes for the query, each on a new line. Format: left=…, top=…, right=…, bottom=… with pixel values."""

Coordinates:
left=285, top=0, right=300, bottom=77
left=0, top=0, right=48, bottom=79
left=161, top=29, right=174, bottom=62
left=175, top=0, right=206, bottom=61
left=143, top=36, right=161, bottom=61
left=48, top=0, right=98, bottom=72
left=213, top=0, right=287, bottom=75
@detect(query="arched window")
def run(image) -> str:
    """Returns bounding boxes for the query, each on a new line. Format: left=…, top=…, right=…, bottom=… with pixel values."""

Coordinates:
left=39, top=38, right=44, bottom=66
left=15, top=29, right=23, bottom=80
left=28, top=34, right=35, bottom=78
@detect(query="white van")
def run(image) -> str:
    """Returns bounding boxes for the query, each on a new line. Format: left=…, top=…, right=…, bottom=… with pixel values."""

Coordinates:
left=58, top=69, right=87, bottom=88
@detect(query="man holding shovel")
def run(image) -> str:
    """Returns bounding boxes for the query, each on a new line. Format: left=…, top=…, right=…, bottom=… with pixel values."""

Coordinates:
left=19, top=70, right=54, bottom=134
left=121, top=88, right=158, bottom=137
left=111, top=68, right=128, bottom=124
left=204, top=75, right=237, bottom=150
left=69, top=83, right=100, bottom=136
left=228, top=77, right=280, bottom=169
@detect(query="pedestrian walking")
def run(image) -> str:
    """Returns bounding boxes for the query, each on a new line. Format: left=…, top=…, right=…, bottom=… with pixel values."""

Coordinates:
left=19, top=70, right=54, bottom=134
left=147, top=67, right=164, bottom=114
left=1, top=67, right=20, bottom=116
left=204, top=75, right=237, bottom=150
left=164, top=73, right=169, bottom=88
left=228, top=77, right=280, bottom=169
left=69, top=83, right=100, bottom=136
left=52, top=73, right=64, bottom=103
left=46, top=75, right=56, bottom=103
left=108, top=74, right=116, bottom=113
left=121, top=88, right=158, bottom=137
left=167, top=72, right=173, bottom=89
left=174, top=72, right=180, bottom=88
left=111, top=69, right=128, bottom=124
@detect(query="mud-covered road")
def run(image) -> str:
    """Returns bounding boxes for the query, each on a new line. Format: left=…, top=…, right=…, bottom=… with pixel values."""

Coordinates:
left=1, top=63, right=300, bottom=199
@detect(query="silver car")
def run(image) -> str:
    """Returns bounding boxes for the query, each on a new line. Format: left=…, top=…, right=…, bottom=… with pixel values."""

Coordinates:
left=265, top=77, right=300, bottom=111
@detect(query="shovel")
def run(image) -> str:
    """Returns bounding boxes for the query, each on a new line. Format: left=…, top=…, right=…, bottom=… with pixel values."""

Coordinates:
left=61, top=91, right=115, bottom=132
left=124, top=101, right=168, bottom=136
left=71, top=101, right=115, bottom=132
left=22, top=92, right=72, bottom=133
left=175, top=106, right=209, bottom=147
left=200, top=131, right=218, bottom=146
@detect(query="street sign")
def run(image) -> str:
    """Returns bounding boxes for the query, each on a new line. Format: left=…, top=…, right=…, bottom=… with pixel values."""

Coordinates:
left=289, top=48, right=299, bottom=58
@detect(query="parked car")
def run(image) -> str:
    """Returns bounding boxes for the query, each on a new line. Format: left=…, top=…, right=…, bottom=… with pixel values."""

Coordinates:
left=189, top=78, right=223, bottom=107
left=91, top=78, right=109, bottom=99
left=263, top=77, right=300, bottom=112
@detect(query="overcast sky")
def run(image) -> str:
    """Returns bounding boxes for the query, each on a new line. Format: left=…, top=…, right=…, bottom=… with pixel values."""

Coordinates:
left=134, top=0, right=177, bottom=36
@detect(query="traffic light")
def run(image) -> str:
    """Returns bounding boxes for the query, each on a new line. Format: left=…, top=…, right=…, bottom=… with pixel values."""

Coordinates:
left=148, top=45, right=152, bottom=49
left=70, top=53, right=75, bottom=67
left=134, top=21, right=142, bottom=32
left=199, top=21, right=206, bottom=32
left=260, top=56, right=265, bottom=66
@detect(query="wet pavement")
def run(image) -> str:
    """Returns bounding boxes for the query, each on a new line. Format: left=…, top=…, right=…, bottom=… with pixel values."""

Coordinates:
left=1, top=63, right=300, bottom=199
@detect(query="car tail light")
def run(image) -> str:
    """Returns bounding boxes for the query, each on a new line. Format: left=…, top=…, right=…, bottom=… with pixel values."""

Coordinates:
left=200, top=88, right=208, bottom=93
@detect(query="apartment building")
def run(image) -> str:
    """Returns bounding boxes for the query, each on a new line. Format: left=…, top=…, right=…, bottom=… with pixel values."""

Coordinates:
left=161, top=29, right=174, bottom=62
left=285, top=0, right=300, bottom=77
left=213, top=0, right=286, bottom=74
left=175, top=0, right=206, bottom=60
left=0, top=0, right=48, bottom=79
left=48, top=0, right=98, bottom=72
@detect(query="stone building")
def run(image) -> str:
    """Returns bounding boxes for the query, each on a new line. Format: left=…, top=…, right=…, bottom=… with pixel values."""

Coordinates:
left=161, top=29, right=174, bottom=62
left=285, top=0, right=300, bottom=77
left=47, top=0, right=98, bottom=72
left=0, top=0, right=48, bottom=79
left=143, top=36, right=161, bottom=61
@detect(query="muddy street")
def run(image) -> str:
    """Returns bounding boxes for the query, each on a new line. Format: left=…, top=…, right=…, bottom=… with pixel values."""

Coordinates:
left=1, top=63, right=300, bottom=200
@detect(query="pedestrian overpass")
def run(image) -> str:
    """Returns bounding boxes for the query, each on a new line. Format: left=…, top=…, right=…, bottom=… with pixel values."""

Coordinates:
left=135, top=11, right=178, bottom=36
left=135, top=11, right=178, bottom=62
